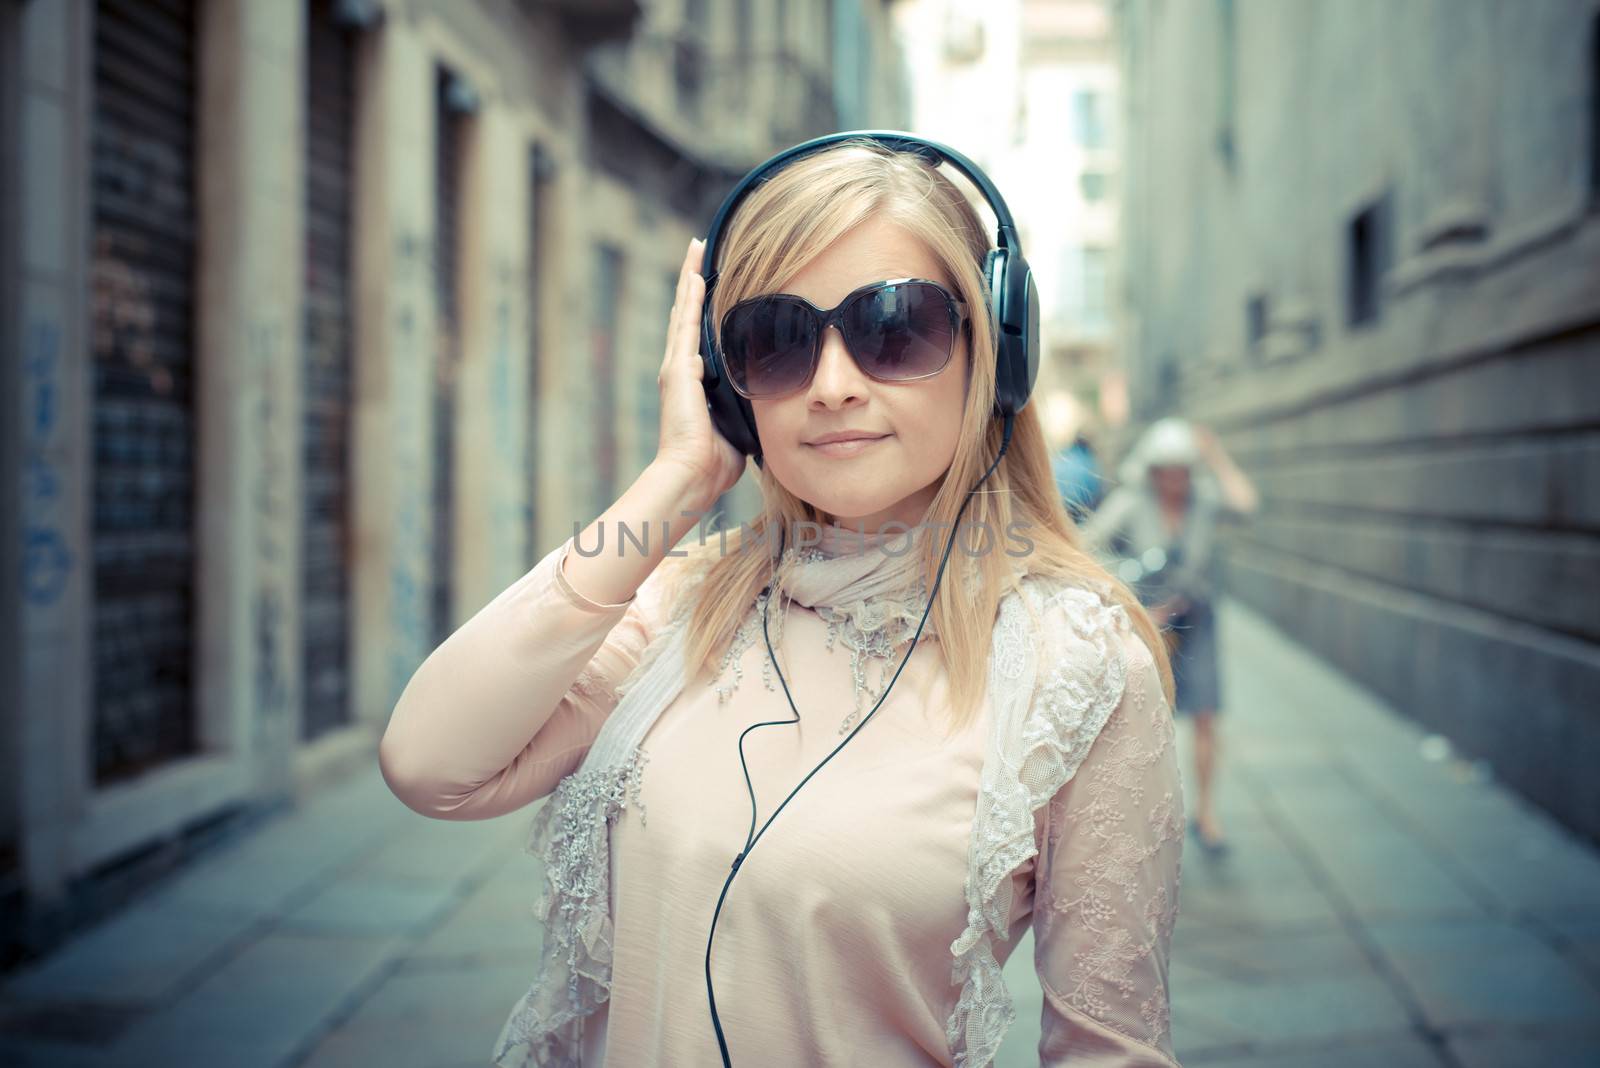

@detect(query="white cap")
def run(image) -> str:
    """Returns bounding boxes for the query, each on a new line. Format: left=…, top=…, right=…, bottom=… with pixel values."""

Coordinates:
left=1139, top=417, right=1199, bottom=468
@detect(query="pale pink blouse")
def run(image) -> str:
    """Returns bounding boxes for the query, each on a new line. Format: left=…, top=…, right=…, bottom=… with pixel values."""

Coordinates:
left=379, top=537, right=1185, bottom=1067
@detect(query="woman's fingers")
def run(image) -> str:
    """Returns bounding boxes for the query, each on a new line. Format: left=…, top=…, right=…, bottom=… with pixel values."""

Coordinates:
left=676, top=243, right=705, bottom=377
left=661, top=262, right=686, bottom=375
left=682, top=268, right=704, bottom=380
left=662, top=238, right=705, bottom=379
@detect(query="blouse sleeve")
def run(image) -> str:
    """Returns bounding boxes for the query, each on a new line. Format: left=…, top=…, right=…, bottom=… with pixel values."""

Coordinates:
left=377, top=535, right=679, bottom=822
left=1033, top=627, right=1186, bottom=1066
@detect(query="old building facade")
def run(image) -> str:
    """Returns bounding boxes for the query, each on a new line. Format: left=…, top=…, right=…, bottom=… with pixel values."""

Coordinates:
left=0, top=0, right=909, bottom=961
left=894, top=0, right=1131, bottom=451
left=1114, top=0, right=1600, bottom=842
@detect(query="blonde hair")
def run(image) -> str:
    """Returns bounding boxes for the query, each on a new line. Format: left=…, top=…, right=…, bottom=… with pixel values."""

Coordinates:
left=674, top=139, right=1173, bottom=733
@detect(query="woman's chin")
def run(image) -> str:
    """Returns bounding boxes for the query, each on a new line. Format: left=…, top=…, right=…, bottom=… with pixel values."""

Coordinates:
left=804, top=492, right=916, bottom=528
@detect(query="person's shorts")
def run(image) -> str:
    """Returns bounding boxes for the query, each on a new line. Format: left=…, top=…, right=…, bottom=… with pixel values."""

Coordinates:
left=1168, top=601, right=1220, bottom=715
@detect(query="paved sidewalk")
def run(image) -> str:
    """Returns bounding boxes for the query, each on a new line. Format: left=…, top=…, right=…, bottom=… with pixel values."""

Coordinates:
left=3, top=600, right=1599, bottom=1067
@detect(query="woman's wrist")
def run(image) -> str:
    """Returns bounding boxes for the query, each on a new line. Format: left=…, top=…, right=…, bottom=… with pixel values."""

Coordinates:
left=559, top=461, right=717, bottom=607
left=643, top=458, right=721, bottom=523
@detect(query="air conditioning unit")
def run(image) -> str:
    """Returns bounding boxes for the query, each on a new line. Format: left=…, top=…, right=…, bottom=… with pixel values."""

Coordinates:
left=943, top=11, right=985, bottom=63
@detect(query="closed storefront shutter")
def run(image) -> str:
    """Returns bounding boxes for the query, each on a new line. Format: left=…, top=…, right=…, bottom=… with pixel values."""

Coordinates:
left=432, top=67, right=464, bottom=648
left=592, top=244, right=622, bottom=517
left=524, top=144, right=553, bottom=570
left=89, top=0, right=200, bottom=784
left=301, top=0, right=355, bottom=742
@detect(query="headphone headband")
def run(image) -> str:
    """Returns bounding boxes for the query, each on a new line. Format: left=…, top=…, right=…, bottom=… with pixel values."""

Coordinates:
left=701, top=131, right=1022, bottom=286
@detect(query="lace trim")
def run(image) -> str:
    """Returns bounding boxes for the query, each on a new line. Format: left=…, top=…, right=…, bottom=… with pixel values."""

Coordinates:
left=945, top=575, right=1135, bottom=1067
left=1040, top=649, right=1184, bottom=1056
left=711, top=581, right=940, bottom=736
left=493, top=596, right=701, bottom=1068
left=814, top=577, right=935, bottom=734
left=492, top=749, right=649, bottom=1067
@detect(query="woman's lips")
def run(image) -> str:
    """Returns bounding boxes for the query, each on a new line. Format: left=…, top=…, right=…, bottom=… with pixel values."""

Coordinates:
left=804, top=434, right=889, bottom=458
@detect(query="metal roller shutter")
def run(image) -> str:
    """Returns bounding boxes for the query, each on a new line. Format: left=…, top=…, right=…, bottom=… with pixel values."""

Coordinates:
left=524, top=144, right=553, bottom=569
left=592, top=244, right=622, bottom=516
left=432, top=67, right=462, bottom=649
left=301, top=0, right=355, bottom=742
left=89, top=0, right=199, bottom=784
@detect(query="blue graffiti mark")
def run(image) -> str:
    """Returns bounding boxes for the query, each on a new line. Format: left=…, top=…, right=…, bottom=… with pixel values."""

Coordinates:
left=249, top=319, right=289, bottom=717
left=24, top=451, right=60, bottom=501
left=491, top=281, right=518, bottom=569
left=255, top=589, right=288, bottom=718
left=388, top=246, right=433, bottom=703
left=388, top=496, right=430, bottom=705
left=21, top=320, right=69, bottom=605
left=27, top=336, right=57, bottom=435
left=22, top=528, right=72, bottom=605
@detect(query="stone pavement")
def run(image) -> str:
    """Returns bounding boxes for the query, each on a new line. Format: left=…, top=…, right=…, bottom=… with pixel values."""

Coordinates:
left=3, top=600, right=1599, bottom=1067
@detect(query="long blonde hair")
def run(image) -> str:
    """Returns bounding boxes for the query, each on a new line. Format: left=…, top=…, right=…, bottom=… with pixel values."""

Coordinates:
left=672, top=139, right=1173, bottom=733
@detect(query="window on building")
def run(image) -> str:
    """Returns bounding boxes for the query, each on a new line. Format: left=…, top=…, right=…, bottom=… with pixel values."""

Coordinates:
left=1079, top=170, right=1109, bottom=202
left=1216, top=0, right=1237, bottom=170
left=1346, top=194, right=1391, bottom=328
left=673, top=0, right=707, bottom=120
left=1073, top=89, right=1108, bottom=149
left=1590, top=13, right=1599, bottom=203
left=1081, top=246, right=1109, bottom=328
left=1156, top=356, right=1180, bottom=408
left=592, top=245, right=623, bottom=510
left=636, top=272, right=674, bottom=471
left=525, top=142, right=554, bottom=569
left=90, top=0, right=202, bottom=781
left=735, top=0, right=752, bottom=90
left=433, top=63, right=470, bottom=647
left=943, top=10, right=985, bottom=64
left=1246, top=292, right=1269, bottom=347
left=302, top=0, right=359, bottom=742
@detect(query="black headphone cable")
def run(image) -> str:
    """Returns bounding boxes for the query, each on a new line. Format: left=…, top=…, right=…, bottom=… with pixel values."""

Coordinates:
left=704, top=414, right=1016, bottom=1066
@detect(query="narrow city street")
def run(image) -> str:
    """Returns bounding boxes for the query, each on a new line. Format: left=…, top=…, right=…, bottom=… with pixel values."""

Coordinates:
left=3, top=600, right=1597, bottom=1068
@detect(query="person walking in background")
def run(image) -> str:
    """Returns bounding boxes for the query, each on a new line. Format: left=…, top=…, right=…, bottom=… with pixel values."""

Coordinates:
left=1053, top=432, right=1105, bottom=521
left=1041, top=390, right=1106, bottom=521
left=1082, top=417, right=1258, bottom=856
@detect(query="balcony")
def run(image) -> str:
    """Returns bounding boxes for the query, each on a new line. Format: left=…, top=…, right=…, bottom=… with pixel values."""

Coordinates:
left=516, top=0, right=642, bottom=48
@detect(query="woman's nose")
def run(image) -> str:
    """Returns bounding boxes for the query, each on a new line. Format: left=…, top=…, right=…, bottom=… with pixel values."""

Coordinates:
left=807, top=325, right=865, bottom=407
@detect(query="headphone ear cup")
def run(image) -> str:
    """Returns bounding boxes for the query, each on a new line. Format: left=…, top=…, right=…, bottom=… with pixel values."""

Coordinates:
left=1012, top=257, right=1040, bottom=414
left=700, top=306, right=764, bottom=465
left=982, top=248, right=1004, bottom=333
left=982, top=248, right=1005, bottom=398
left=979, top=247, right=1030, bottom=418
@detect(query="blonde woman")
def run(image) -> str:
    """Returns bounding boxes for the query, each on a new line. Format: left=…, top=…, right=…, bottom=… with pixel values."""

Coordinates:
left=380, top=138, right=1185, bottom=1067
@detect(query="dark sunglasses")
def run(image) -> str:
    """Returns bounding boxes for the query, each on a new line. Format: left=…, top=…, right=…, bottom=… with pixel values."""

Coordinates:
left=718, top=278, right=970, bottom=399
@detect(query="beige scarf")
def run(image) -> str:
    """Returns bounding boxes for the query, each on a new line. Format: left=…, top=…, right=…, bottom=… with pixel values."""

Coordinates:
left=714, top=521, right=960, bottom=733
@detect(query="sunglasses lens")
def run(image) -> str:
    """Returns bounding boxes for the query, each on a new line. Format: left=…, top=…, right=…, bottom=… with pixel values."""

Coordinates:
left=721, top=298, right=817, bottom=397
left=843, top=283, right=958, bottom=381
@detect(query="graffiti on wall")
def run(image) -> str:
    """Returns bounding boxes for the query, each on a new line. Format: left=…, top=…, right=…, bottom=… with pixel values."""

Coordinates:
left=22, top=321, right=72, bottom=606
left=490, top=255, right=521, bottom=571
left=388, top=227, right=433, bottom=706
left=250, top=319, right=290, bottom=723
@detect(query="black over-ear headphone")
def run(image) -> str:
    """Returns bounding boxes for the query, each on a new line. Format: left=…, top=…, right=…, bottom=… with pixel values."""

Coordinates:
left=695, top=133, right=1041, bottom=1068
left=699, top=130, right=1041, bottom=466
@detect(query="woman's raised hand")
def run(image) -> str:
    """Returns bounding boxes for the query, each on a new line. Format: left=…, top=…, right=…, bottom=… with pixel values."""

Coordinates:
left=653, top=237, right=746, bottom=506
